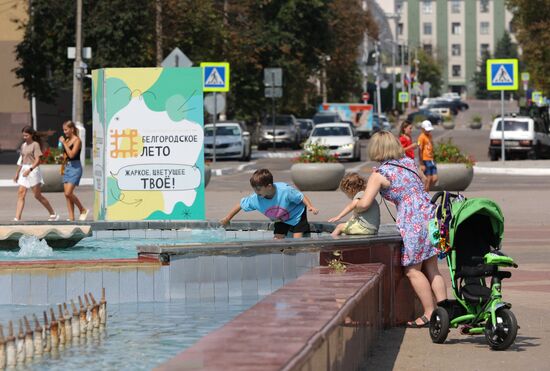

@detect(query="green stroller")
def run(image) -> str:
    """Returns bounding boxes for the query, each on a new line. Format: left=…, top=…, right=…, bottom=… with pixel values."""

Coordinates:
left=428, top=192, right=519, bottom=350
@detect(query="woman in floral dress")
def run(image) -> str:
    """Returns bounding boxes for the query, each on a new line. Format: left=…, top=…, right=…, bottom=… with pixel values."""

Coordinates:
left=356, top=131, right=447, bottom=327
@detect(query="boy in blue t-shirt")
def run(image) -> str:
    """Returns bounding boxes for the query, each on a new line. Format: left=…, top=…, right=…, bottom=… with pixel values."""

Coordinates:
left=220, top=169, right=319, bottom=238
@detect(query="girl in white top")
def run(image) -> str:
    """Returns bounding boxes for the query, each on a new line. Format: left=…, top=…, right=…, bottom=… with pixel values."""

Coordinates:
left=13, top=126, right=58, bottom=221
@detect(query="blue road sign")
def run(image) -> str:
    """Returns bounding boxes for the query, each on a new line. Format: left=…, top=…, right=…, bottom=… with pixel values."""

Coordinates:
left=201, top=62, right=230, bottom=92
left=487, top=59, right=518, bottom=91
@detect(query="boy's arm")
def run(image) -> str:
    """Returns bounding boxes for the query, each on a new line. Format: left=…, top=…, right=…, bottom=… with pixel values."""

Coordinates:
left=302, top=195, right=319, bottom=215
left=328, top=199, right=359, bottom=222
left=220, top=203, right=242, bottom=226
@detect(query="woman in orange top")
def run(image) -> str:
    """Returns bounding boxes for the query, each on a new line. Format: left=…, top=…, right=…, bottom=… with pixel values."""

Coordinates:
left=399, top=120, right=417, bottom=159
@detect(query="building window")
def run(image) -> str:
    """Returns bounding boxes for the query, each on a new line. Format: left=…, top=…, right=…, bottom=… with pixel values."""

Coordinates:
left=397, top=23, right=404, bottom=36
left=452, top=44, right=461, bottom=56
left=480, top=21, right=490, bottom=35
left=452, top=65, right=462, bottom=77
left=451, top=0, right=461, bottom=13
left=509, top=21, right=515, bottom=33
left=422, top=0, right=432, bottom=14
left=452, top=22, right=461, bottom=35
left=480, top=43, right=490, bottom=56
left=423, top=22, right=432, bottom=35
left=480, top=0, right=490, bottom=13
left=396, top=0, right=403, bottom=14
left=423, top=44, right=433, bottom=55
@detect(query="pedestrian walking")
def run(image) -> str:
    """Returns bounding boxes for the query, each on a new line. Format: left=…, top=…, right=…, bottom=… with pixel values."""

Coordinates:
left=13, top=126, right=58, bottom=221
left=59, top=121, right=88, bottom=221
left=417, top=120, right=438, bottom=191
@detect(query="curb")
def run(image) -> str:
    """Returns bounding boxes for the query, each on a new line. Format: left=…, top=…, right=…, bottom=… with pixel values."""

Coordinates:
left=210, top=161, right=257, bottom=176
left=473, top=166, right=550, bottom=176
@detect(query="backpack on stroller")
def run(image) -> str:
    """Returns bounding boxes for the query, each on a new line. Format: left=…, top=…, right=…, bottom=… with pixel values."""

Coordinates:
left=428, top=191, right=519, bottom=350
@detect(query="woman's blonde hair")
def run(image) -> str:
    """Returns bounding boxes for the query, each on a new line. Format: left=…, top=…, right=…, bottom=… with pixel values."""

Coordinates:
left=63, top=120, right=79, bottom=136
left=368, top=131, right=404, bottom=162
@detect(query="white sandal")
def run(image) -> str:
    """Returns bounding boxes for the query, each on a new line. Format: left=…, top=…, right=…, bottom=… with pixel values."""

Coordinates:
left=79, top=209, right=89, bottom=221
left=48, top=214, right=59, bottom=221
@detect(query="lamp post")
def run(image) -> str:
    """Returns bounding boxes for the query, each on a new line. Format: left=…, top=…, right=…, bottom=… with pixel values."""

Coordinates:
left=385, top=12, right=400, bottom=111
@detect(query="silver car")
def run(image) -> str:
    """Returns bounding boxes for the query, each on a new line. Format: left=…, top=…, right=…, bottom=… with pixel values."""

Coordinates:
left=304, top=123, right=361, bottom=161
left=204, top=122, right=251, bottom=161
left=258, top=115, right=302, bottom=150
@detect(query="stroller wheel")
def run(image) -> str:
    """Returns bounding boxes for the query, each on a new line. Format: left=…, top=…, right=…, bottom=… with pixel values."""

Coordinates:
left=484, top=308, right=518, bottom=350
left=429, top=307, right=450, bottom=344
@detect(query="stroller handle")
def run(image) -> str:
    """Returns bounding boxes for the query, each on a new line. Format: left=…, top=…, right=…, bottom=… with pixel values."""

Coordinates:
left=430, top=191, right=461, bottom=204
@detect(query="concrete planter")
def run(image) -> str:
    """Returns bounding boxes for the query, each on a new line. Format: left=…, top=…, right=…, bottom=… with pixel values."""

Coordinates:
left=469, top=121, right=482, bottom=129
left=431, top=163, right=474, bottom=191
left=442, top=120, right=455, bottom=130
left=40, top=164, right=64, bottom=192
left=291, top=163, right=345, bottom=191
left=204, top=164, right=212, bottom=188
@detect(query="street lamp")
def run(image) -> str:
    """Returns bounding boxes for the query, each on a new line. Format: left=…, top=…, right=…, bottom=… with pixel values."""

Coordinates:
left=385, top=12, right=401, bottom=111
left=321, top=55, right=331, bottom=104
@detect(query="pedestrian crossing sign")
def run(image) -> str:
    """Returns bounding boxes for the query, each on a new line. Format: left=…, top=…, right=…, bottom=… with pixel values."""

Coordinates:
left=398, top=92, right=409, bottom=103
left=487, top=59, right=518, bottom=91
left=201, top=62, right=230, bottom=92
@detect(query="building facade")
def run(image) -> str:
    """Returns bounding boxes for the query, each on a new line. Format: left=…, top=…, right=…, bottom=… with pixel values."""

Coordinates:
left=379, top=0, right=515, bottom=96
left=0, top=0, right=30, bottom=151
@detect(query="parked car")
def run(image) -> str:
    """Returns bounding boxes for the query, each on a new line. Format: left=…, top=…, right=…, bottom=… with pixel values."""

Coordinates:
left=312, top=111, right=343, bottom=125
left=204, top=122, right=251, bottom=161
left=372, top=113, right=392, bottom=132
left=427, top=106, right=452, bottom=118
left=258, top=114, right=302, bottom=150
left=407, top=109, right=442, bottom=125
left=304, top=123, right=361, bottom=161
left=488, top=115, right=550, bottom=160
left=424, top=100, right=459, bottom=115
left=296, top=118, right=314, bottom=140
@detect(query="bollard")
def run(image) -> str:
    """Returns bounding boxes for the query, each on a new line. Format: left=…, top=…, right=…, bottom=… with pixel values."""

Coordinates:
left=99, top=287, right=107, bottom=326
left=89, top=293, right=100, bottom=330
left=71, top=300, right=81, bottom=341
left=0, top=324, right=6, bottom=369
left=49, top=309, right=59, bottom=350
left=16, top=319, right=26, bottom=365
left=63, top=303, right=72, bottom=343
left=6, top=321, right=16, bottom=368
left=32, top=314, right=43, bottom=357
left=78, top=296, right=87, bottom=336
left=42, top=311, right=51, bottom=353
left=23, top=316, right=34, bottom=360
left=57, top=305, right=66, bottom=348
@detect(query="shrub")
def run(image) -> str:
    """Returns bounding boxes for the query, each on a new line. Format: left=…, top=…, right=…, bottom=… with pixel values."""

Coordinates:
left=41, top=147, right=65, bottom=165
left=434, top=138, right=475, bottom=167
left=295, top=141, right=338, bottom=163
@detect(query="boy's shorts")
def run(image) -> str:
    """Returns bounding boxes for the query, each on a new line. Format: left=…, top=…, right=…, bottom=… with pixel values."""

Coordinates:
left=342, top=217, right=377, bottom=235
left=274, top=209, right=310, bottom=236
left=422, top=160, right=438, bottom=176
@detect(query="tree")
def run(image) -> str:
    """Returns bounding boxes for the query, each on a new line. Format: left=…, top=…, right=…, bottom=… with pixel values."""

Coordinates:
left=415, top=49, right=443, bottom=97
left=13, top=0, right=155, bottom=102
left=494, top=31, right=518, bottom=59
left=507, top=0, right=550, bottom=94
left=471, top=50, right=499, bottom=99
left=325, top=0, right=378, bottom=103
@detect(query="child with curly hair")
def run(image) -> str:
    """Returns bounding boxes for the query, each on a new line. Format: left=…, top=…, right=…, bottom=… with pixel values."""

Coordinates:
left=328, top=172, right=380, bottom=237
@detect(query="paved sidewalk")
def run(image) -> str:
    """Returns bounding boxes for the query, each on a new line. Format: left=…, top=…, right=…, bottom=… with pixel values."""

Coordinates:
left=0, top=162, right=548, bottom=370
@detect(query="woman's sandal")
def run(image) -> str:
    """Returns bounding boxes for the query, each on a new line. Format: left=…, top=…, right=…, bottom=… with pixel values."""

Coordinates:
left=406, top=315, right=430, bottom=328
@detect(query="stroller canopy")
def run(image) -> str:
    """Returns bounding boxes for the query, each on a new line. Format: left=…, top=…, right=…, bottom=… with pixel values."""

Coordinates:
left=449, top=198, right=504, bottom=249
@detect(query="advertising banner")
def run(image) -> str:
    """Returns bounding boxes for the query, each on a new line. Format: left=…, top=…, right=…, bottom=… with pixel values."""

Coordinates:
left=92, top=68, right=205, bottom=220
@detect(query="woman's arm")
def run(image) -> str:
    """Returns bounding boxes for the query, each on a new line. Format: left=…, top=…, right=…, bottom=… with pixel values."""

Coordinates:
left=356, top=172, right=388, bottom=212
left=328, top=199, right=359, bottom=222
left=22, top=156, right=41, bottom=177
left=404, top=142, right=417, bottom=151
left=60, top=137, right=81, bottom=159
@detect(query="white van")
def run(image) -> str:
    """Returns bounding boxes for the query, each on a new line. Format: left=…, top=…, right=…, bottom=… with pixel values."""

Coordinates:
left=488, top=115, right=550, bottom=160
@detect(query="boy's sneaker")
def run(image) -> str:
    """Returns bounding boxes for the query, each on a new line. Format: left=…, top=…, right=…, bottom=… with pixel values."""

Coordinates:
left=48, top=214, right=59, bottom=221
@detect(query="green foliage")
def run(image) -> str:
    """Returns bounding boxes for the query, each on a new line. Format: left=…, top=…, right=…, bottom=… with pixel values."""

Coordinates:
left=472, top=114, right=482, bottom=124
left=416, top=49, right=443, bottom=97
left=327, top=251, right=347, bottom=273
left=434, top=138, right=475, bottom=167
left=13, top=0, right=377, bottom=120
left=297, top=141, right=338, bottom=163
left=507, top=0, right=550, bottom=94
left=494, top=31, right=518, bottom=59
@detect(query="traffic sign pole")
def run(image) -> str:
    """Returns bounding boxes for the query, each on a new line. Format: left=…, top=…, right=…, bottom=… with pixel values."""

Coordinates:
left=213, top=92, right=217, bottom=163
left=501, top=90, right=505, bottom=162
